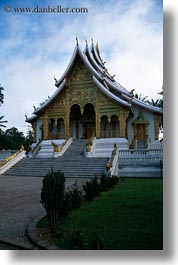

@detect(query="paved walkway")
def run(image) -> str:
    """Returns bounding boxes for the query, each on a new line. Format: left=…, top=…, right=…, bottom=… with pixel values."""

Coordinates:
left=0, top=175, right=84, bottom=249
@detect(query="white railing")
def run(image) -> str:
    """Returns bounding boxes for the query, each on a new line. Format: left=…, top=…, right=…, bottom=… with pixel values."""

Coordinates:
left=118, top=149, right=163, bottom=166
left=29, top=140, right=42, bottom=157
left=118, top=149, right=163, bottom=156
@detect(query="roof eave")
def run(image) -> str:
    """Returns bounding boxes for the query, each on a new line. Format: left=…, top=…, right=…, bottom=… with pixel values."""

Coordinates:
left=34, top=79, right=66, bottom=115
left=25, top=114, right=38, bottom=123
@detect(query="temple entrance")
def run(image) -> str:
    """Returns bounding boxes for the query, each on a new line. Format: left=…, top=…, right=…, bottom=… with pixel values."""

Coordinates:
left=82, top=103, right=96, bottom=139
left=70, top=104, right=82, bottom=139
left=69, top=103, right=96, bottom=139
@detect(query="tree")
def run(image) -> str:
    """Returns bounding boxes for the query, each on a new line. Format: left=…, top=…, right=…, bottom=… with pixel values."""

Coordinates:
left=134, top=93, right=148, bottom=103
left=146, top=98, right=162, bottom=107
left=5, top=127, right=25, bottom=150
left=0, top=130, right=11, bottom=150
left=0, top=116, right=7, bottom=128
left=0, top=84, right=7, bottom=128
left=0, top=84, right=4, bottom=105
left=23, top=127, right=34, bottom=151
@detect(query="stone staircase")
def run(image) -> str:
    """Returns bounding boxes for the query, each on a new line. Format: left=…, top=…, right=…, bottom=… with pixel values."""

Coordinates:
left=3, top=140, right=108, bottom=178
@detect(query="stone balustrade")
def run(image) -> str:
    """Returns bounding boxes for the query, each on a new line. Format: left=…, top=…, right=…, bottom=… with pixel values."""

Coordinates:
left=118, top=149, right=163, bottom=167
left=118, top=149, right=163, bottom=156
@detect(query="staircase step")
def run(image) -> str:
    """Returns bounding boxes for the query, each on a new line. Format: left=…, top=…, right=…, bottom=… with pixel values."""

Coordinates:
left=3, top=139, right=108, bottom=178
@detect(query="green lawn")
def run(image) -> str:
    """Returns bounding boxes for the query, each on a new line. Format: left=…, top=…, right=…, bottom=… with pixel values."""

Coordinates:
left=54, top=178, right=163, bottom=250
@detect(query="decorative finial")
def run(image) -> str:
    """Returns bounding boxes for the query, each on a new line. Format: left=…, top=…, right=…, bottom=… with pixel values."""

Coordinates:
left=129, top=88, right=135, bottom=95
left=76, top=36, right=79, bottom=46
left=54, top=77, right=57, bottom=82
left=25, top=115, right=27, bottom=119
left=91, top=37, right=94, bottom=44
left=85, top=39, right=88, bottom=46
left=112, top=74, right=116, bottom=79
left=33, top=105, right=36, bottom=110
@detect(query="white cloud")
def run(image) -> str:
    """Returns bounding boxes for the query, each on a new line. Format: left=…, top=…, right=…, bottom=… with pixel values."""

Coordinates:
left=0, top=0, right=162, bottom=135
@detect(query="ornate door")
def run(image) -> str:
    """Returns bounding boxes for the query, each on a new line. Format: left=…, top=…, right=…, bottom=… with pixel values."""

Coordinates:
left=136, top=124, right=145, bottom=140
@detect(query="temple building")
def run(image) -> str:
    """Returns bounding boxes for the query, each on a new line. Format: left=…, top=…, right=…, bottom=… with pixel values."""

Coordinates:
left=26, top=39, right=163, bottom=150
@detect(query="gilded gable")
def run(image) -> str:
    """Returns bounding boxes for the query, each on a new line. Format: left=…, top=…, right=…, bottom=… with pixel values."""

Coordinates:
left=69, top=58, right=92, bottom=85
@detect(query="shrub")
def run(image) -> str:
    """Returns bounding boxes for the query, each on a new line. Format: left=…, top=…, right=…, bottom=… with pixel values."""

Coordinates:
left=111, top=175, right=119, bottom=185
left=69, top=181, right=82, bottom=209
left=41, top=169, right=68, bottom=234
left=106, top=175, right=118, bottom=188
left=92, top=176, right=101, bottom=197
left=100, top=172, right=109, bottom=192
left=83, top=180, right=95, bottom=201
left=99, top=173, right=119, bottom=191
left=83, top=176, right=100, bottom=201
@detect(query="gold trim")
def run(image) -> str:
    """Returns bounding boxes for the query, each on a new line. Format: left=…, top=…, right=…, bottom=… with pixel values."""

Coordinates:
left=85, top=134, right=95, bottom=152
left=106, top=143, right=117, bottom=170
left=0, top=148, right=24, bottom=168
left=51, top=141, right=60, bottom=152
left=51, top=138, right=70, bottom=153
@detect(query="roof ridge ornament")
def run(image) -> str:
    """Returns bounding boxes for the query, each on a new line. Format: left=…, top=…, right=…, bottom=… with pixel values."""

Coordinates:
left=85, top=39, right=88, bottom=47
left=76, top=36, right=79, bottom=46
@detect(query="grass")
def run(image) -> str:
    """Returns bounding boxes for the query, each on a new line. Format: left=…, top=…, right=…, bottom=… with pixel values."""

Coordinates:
left=40, top=178, right=163, bottom=250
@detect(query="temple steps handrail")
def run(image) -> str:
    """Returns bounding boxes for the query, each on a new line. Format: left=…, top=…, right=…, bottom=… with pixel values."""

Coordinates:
left=106, top=144, right=118, bottom=176
left=29, top=139, right=42, bottom=157
left=85, top=136, right=96, bottom=156
left=0, top=148, right=26, bottom=174
left=54, top=138, right=73, bottom=157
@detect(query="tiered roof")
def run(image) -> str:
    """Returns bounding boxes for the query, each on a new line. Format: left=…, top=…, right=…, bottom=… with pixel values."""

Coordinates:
left=26, top=39, right=162, bottom=122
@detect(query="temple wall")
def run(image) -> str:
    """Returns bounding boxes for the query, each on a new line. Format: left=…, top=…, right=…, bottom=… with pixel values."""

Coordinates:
left=36, top=118, right=43, bottom=141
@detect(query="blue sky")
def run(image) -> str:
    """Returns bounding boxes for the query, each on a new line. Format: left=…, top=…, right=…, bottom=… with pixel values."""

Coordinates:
left=0, top=0, right=163, bottom=135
